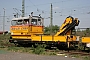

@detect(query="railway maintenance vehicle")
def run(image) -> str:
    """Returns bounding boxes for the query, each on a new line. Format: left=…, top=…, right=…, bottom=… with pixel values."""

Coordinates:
left=9, top=13, right=80, bottom=49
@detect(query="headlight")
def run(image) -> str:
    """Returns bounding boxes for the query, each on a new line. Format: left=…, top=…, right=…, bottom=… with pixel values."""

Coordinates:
left=11, top=32, right=13, bottom=35
left=86, top=43, right=90, bottom=47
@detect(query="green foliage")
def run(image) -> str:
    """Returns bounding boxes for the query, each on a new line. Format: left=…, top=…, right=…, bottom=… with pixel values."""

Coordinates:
left=44, top=26, right=50, bottom=34
left=0, top=34, right=10, bottom=40
left=49, top=52, right=56, bottom=55
left=32, top=44, right=45, bottom=55
left=76, top=28, right=90, bottom=37
left=44, top=25, right=59, bottom=34
left=83, top=56, right=90, bottom=60
left=8, top=47, right=21, bottom=52
left=0, top=34, right=14, bottom=48
left=44, top=52, right=56, bottom=55
left=55, top=48, right=59, bottom=52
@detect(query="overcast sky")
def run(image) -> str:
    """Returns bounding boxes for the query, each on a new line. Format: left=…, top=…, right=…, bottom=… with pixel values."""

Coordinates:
left=0, top=0, right=90, bottom=31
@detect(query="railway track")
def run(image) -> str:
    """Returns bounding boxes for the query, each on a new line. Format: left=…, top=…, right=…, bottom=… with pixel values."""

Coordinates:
left=46, top=49, right=90, bottom=56
left=62, top=51, right=90, bottom=56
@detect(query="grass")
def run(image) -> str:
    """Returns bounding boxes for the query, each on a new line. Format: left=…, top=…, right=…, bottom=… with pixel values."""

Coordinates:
left=7, top=47, right=33, bottom=53
left=0, top=50, right=9, bottom=54
left=82, top=56, right=90, bottom=60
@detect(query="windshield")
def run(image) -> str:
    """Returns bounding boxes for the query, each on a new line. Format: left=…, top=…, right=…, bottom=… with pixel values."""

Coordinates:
left=11, top=20, right=23, bottom=26
left=11, top=17, right=43, bottom=26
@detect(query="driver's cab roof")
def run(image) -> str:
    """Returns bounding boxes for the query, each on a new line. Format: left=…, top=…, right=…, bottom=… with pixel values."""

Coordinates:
left=12, top=17, right=29, bottom=20
left=12, top=16, right=43, bottom=20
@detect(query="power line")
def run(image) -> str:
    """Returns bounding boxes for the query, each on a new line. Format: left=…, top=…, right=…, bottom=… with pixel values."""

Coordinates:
left=13, top=8, right=21, bottom=17
left=28, top=0, right=44, bottom=13
left=29, top=0, right=38, bottom=8
left=26, top=0, right=72, bottom=7
left=26, top=0, right=73, bottom=13
left=13, top=8, right=21, bottom=14
left=0, top=0, right=89, bottom=16
left=0, top=0, right=90, bottom=19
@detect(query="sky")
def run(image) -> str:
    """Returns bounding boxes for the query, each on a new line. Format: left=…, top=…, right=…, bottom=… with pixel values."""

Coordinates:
left=0, top=0, right=90, bottom=31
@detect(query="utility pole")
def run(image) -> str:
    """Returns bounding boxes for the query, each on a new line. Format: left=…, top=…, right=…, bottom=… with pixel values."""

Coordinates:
left=22, top=0, right=25, bottom=17
left=50, top=3, right=53, bottom=35
left=3, top=8, right=5, bottom=35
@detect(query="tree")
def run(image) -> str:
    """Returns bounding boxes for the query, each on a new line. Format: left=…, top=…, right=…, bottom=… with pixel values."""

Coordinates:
left=44, top=25, right=59, bottom=34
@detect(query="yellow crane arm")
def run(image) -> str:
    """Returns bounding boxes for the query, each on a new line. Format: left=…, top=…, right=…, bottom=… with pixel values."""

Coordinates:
left=55, top=16, right=79, bottom=36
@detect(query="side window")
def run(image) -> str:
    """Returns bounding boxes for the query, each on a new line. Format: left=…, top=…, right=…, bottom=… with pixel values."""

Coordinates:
left=17, top=20, right=23, bottom=25
left=24, top=19, right=29, bottom=24
left=38, top=19, right=42, bottom=26
left=11, top=20, right=17, bottom=26
left=31, top=19, right=37, bottom=25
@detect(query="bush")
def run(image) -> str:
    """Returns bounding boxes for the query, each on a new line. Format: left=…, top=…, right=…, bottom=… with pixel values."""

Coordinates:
left=0, top=34, right=15, bottom=48
left=32, top=44, right=45, bottom=55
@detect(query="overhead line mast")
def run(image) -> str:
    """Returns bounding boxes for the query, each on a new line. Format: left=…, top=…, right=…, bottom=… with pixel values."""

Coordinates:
left=22, top=0, right=25, bottom=17
left=50, top=3, right=53, bottom=35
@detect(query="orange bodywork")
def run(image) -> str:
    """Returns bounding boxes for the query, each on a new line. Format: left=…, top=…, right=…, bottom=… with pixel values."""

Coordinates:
left=82, top=37, right=90, bottom=43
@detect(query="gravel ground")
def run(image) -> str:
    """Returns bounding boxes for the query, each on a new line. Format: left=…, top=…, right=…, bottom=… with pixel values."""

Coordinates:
left=0, top=52, right=82, bottom=60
